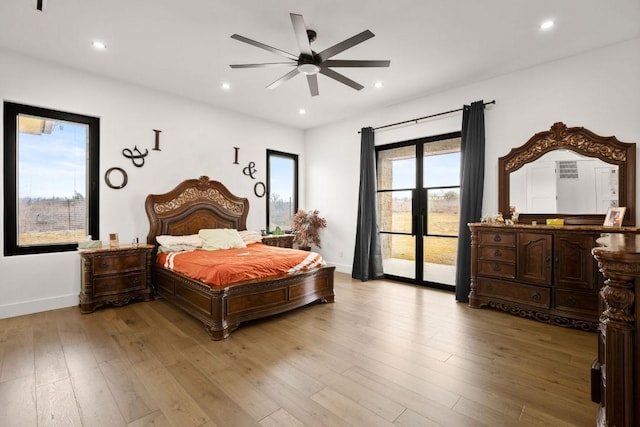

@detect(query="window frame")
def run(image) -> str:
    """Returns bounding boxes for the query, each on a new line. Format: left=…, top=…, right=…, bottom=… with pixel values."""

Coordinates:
left=3, top=101, right=100, bottom=256
left=266, top=149, right=298, bottom=233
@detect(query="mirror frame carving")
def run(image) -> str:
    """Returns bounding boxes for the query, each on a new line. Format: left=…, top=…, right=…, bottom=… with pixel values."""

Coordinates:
left=498, top=122, right=636, bottom=226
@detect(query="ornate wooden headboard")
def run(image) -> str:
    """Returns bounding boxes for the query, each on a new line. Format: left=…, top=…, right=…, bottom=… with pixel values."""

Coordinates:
left=145, top=176, right=249, bottom=244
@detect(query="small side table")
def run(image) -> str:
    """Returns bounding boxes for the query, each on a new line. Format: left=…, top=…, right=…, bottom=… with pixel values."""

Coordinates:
left=78, top=244, right=154, bottom=313
left=261, top=234, right=295, bottom=248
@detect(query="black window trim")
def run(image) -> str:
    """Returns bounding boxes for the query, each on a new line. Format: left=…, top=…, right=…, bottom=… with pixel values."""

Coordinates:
left=266, top=149, right=298, bottom=233
left=3, top=101, right=100, bottom=256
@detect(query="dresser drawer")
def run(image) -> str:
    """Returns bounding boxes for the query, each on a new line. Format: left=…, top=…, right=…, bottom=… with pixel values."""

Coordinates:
left=93, top=272, right=147, bottom=297
left=93, top=252, right=146, bottom=275
left=477, top=277, right=550, bottom=309
left=554, top=289, right=599, bottom=314
left=478, top=260, right=516, bottom=279
left=479, top=245, right=516, bottom=262
left=478, top=231, right=516, bottom=246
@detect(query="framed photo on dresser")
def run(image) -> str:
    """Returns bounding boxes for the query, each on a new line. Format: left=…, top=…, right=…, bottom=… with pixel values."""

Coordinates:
left=603, top=206, right=626, bottom=227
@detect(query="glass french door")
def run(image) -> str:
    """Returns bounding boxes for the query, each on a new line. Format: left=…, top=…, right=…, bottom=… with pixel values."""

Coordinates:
left=376, top=133, right=461, bottom=290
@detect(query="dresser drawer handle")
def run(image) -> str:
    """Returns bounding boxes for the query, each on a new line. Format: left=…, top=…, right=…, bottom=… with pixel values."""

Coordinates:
left=494, top=249, right=502, bottom=257
left=565, top=296, right=577, bottom=306
left=133, top=277, right=140, bottom=284
left=492, top=263, right=502, bottom=272
left=100, top=261, right=109, bottom=268
left=493, top=234, right=502, bottom=242
left=531, top=292, right=541, bottom=301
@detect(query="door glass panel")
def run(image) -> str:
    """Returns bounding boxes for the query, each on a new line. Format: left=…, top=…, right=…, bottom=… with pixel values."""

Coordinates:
left=378, top=190, right=412, bottom=233
left=381, top=234, right=416, bottom=279
left=377, top=146, right=415, bottom=190
left=423, top=236, right=457, bottom=285
left=427, top=188, right=459, bottom=236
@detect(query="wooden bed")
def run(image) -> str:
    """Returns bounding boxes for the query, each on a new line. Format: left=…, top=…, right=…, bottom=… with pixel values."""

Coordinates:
left=145, top=176, right=335, bottom=340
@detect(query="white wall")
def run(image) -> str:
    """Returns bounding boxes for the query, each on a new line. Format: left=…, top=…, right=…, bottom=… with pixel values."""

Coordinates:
left=0, top=48, right=305, bottom=318
left=305, top=38, right=640, bottom=274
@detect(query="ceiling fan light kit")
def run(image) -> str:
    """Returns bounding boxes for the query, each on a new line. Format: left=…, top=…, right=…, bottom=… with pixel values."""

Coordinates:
left=230, top=13, right=390, bottom=96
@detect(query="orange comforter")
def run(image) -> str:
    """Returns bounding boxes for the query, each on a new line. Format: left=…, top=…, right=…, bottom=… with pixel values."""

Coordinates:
left=156, top=243, right=325, bottom=287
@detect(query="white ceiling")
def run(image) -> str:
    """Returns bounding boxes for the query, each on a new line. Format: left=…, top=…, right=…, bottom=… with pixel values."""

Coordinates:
left=1, top=0, right=639, bottom=130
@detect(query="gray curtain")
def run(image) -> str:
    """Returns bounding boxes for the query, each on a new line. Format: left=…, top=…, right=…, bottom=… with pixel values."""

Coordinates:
left=352, top=127, right=384, bottom=281
left=455, top=101, right=485, bottom=302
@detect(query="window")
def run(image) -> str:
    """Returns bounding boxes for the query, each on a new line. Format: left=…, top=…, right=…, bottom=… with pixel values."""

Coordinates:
left=3, top=102, right=99, bottom=256
left=266, top=150, right=298, bottom=232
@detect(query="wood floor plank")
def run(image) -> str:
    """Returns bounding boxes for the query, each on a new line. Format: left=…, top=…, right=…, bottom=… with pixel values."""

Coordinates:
left=0, top=375, right=37, bottom=427
left=70, top=366, right=127, bottom=426
left=100, top=357, right=158, bottom=423
left=180, top=344, right=280, bottom=421
left=310, top=386, right=396, bottom=427
left=36, top=378, right=82, bottom=427
left=0, top=326, right=34, bottom=383
left=167, top=359, right=259, bottom=427
left=132, top=357, right=209, bottom=427
left=33, top=319, right=68, bottom=387
left=259, top=408, right=306, bottom=427
left=126, top=409, right=172, bottom=427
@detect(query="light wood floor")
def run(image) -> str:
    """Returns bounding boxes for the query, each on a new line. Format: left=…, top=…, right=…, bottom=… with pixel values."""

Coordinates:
left=0, top=272, right=598, bottom=426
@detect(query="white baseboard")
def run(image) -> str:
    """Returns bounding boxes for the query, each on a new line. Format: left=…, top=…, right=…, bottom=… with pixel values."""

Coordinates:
left=0, top=294, right=78, bottom=319
left=328, top=261, right=351, bottom=275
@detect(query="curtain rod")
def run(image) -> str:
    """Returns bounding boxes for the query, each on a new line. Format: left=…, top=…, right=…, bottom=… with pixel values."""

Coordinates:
left=358, top=100, right=496, bottom=133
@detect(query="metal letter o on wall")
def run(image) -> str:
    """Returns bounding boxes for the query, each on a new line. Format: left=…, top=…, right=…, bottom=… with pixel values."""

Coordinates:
left=104, top=167, right=128, bottom=189
left=254, top=181, right=266, bottom=198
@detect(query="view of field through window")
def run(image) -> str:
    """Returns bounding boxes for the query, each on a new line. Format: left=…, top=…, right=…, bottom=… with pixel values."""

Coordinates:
left=268, top=152, right=297, bottom=232
left=17, top=115, right=88, bottom=246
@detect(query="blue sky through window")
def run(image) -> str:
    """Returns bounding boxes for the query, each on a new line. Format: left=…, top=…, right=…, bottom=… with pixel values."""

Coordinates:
left=392, top=152, right=460, bottom=189
left=18, top=118, right=87, bottom=199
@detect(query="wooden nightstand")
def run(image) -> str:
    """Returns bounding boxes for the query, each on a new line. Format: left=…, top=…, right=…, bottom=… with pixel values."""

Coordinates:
left=78, top=244, right=155, bottom=313
left=261, top=234, right=295, bottom=248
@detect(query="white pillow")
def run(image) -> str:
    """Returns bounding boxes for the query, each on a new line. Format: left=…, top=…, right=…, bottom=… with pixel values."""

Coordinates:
left=238, top=230, right=263, bottom=245
left=198, top=229, right=247, bottom=251
left=156, top=234, right=202, bottom=252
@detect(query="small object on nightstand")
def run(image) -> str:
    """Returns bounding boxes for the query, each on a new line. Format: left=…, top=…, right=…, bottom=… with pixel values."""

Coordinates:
left=78, top=244, right=154, bottom=313
left=262, top=234, right=295, bottom=248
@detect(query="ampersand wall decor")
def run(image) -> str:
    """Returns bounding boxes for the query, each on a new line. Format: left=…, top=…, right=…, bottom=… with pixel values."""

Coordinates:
left=122, top=145, right=149, bottom=167
left=243, top=161, right=258, bottom=179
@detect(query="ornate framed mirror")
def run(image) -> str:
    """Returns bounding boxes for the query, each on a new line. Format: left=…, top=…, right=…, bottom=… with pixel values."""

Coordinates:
left=498, top=122, right=636, bottom=226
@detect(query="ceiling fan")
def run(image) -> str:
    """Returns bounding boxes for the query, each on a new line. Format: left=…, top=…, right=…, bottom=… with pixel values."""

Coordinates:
left=229, top=13, right=390, bottom=96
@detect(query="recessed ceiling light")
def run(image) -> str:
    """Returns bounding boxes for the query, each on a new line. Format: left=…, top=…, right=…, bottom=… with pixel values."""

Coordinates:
left=221, top=82, right=231, bottom=90
left=298, top=108, right=307, bottom=115
left=91, top=40, right=107, bottom=50
left=539, top=20, right=554, bottom=31
left=374, top=81, right=383, bottom=89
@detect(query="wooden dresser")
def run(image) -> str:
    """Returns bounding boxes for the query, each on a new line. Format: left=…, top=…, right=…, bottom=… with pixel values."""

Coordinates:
left=591, top=234, right=640, bottom=427
left=469, top=223, right=637, bottom=331
left=79, top=244, right=154, bottom=313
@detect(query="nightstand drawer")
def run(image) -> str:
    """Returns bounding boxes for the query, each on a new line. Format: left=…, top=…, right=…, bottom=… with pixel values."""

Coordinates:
left=93, top=252, right=146, bottom=275
left=93, top=272, right=147, bottom=297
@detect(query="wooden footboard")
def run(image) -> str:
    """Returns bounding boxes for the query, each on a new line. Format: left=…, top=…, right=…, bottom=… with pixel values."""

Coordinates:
left=152, top=264, right=335, bottom=340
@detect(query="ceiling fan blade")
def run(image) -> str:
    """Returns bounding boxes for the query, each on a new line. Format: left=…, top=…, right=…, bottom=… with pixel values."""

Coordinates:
left=307, top=74, right=319, bottom=96
left=290, top=13, right=312, bottom=57
left=267, top=68, right=300, bottom=90
left=319, top=68, right=364, bottom=91
left=317, top=30, right=375, bottom=62
left=230, top=62, right=296, bottom=69
left=323, top=60, right=390, bottom=68
left=231, top=34, right=298, bottom=61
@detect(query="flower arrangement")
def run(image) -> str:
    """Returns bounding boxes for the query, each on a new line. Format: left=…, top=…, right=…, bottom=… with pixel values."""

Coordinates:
left=291, top=209, right=327, bottom=248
